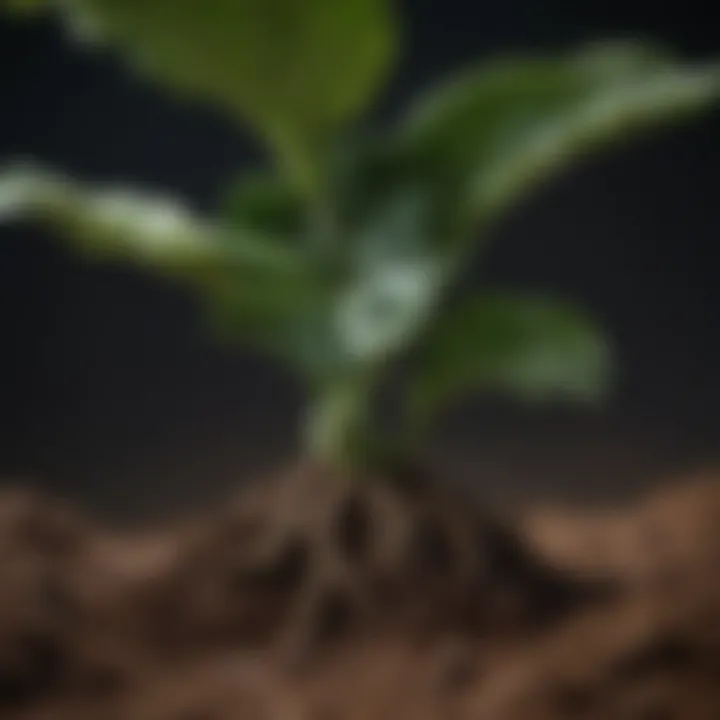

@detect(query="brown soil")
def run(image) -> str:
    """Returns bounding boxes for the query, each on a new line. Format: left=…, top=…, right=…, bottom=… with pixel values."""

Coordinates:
left=1, top=463, right=719, bottom=719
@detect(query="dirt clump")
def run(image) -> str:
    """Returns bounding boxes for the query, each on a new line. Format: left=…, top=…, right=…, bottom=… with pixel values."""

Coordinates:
left=522, top=471, right=720, bottom=586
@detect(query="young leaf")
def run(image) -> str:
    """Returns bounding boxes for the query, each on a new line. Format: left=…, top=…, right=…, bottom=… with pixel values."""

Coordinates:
left=12, top=0, right=398, bottom=169
left=0, top=163, right=303, bottom=280
left=408, top=292, right=611, bottom=423
left=398, top=41, right=720, bottom=241
left=202, top=264, right=340, bottom=375
left=221, top=173, right=305, bottom=241
left=334, top=188, right=448, bottom=366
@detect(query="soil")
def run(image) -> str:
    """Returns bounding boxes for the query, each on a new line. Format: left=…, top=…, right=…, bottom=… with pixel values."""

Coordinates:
left=1, top=462, right=719, bottom=719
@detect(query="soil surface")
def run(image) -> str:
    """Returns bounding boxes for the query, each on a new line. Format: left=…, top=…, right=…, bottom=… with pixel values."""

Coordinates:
left=1, top=463, right=718, bottom=719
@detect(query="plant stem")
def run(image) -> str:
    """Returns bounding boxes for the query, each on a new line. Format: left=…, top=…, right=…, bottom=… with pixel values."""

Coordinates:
left=304, top=379, right=372, bottom=469
left=269, top=125, right=337, bottom=253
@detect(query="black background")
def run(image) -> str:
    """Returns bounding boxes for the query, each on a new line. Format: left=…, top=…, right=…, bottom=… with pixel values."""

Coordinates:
left=1, top=0, right=718, bottom=519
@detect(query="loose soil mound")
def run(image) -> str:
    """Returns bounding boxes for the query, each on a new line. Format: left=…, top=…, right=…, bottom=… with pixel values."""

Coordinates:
left=1, top=466, right=718, bottom=719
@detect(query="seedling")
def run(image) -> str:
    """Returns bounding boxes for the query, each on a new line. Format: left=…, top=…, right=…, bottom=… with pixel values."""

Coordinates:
left=2, top=1, right=719, bottom=470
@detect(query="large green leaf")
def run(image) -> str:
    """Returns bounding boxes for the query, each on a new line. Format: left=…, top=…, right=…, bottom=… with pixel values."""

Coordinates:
left=11, top=0, right=398, bottom=161
left=398, top=41, right=720, bottom=241
left=408, top=292, right=612, bottom=422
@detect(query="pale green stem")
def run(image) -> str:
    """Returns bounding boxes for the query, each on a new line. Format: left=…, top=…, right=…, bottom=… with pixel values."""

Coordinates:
left=303, top=380, right=373, bottom=468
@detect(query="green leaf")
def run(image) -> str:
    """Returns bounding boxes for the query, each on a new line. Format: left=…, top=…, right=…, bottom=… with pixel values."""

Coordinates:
left=221, top=172, right=305, bottom=241
left=399, top=40, right=720, bottom=240
left=203, top=264, right=338, bottom=371
left=22, top=0, right=398, bottom=160
left=0, top=163, right=302, bottom=280
left=0, top=163, right=329, bottom=367
left=333, top=188, right=448, bottom=366
left=409, top=292, right=612, bottom=422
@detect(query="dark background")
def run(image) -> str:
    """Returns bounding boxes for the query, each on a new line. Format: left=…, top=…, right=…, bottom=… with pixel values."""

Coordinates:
left=1, top=1, right=718, bottom=519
